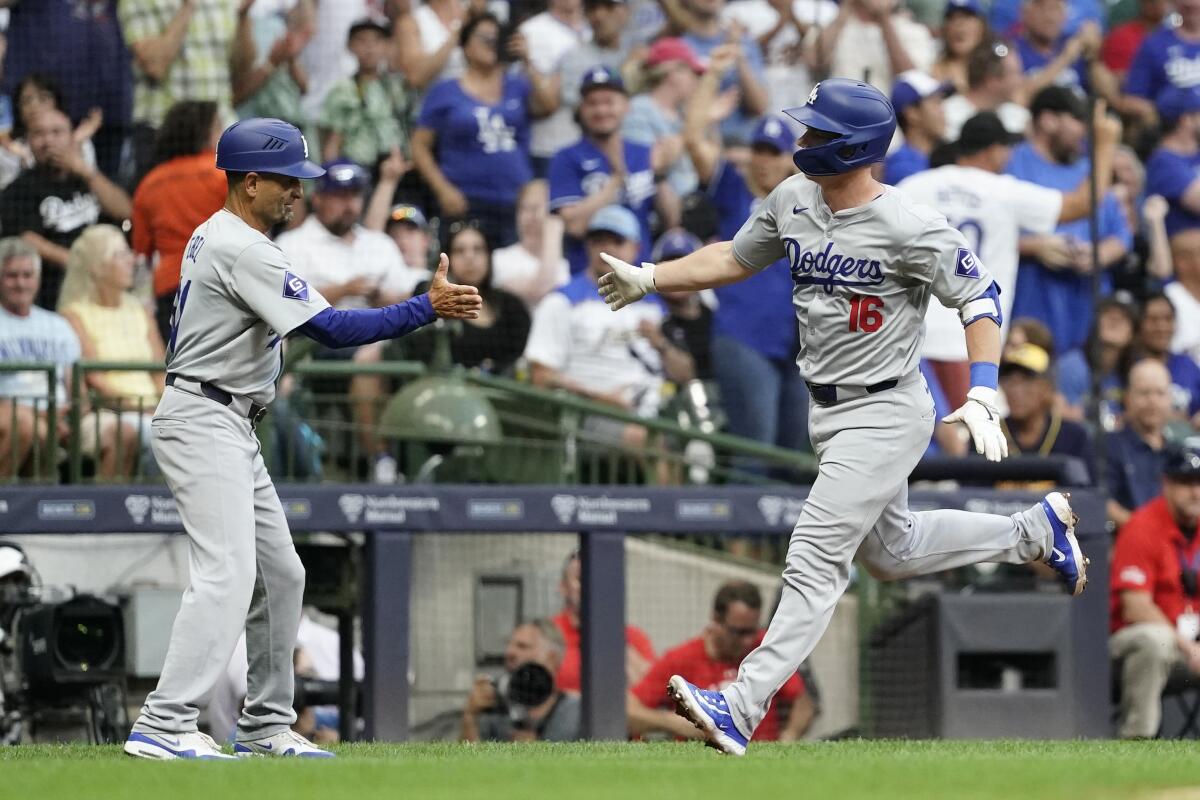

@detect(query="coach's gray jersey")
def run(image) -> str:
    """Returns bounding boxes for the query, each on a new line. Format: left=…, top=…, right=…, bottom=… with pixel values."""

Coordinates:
left=732, top=175, right=994, bottom=386
left=166, top=209, right=331, bottom=405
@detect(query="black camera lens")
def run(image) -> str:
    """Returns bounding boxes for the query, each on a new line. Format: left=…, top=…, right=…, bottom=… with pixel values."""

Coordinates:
left=506, top=662, right=555, bottom=708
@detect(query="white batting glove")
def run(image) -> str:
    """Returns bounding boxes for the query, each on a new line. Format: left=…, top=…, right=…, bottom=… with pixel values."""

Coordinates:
left=598, top=253, right=657, bottom=311
left=942, top=386, right=1008, bottom=462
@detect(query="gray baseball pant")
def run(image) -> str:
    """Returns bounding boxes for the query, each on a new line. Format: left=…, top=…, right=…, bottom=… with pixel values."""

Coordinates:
left=131, top=385, right=304, bottom=741
left=722, top=372, right=1054, bottom=736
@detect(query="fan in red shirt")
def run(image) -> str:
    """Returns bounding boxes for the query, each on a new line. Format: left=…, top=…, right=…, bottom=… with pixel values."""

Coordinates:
left=1101, top=0, right=1170, bottom=78
left=1109, top=441, right=1200, bottom=738
left=552, top=551, right=656, bottom=693
left=628, top=581, right=813, bottom=742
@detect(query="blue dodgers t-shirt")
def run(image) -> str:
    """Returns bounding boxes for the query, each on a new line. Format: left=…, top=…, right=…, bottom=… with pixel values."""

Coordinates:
left=1015, top=35, right=1089, bottom=92
left=1167, top=351, right=1200, bottom=416
left=987, top=0, right=1102, bottom=38
left=707, top=160, right=797, bottom=361
left=1125, top=27, right=1200, bottom=100
left=548, top=138, right=656, bottom=273
left=883, top=144, right=929, bottom=186
left=416, top=75, right=533, bottom=206
left=1006, top=142, right=1132, bottom=353
left=1145, top=146, right=1200, bottom=237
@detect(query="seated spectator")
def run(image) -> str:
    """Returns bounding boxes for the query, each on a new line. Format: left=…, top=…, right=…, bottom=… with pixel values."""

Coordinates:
left=996, top=343, right=1094, bottom=480
left=412, top=14, right=554, bottom=249
left=942, top=39, right=1029, bottom=140
left=558, top=0, right=632, bottom=140
left=526, top=206, right=678, bottom=449
left=550, top=66, right=660, bottom=274
left=931, top=0, right=990, bottom=93
left=0, top=73, right=102, bottom=191
left=57, top=224, right=164, bottom=431
left=1106, top=360, right=1173, bottom=529
left=673, top=0, right=770, bottom=141
left=0, top=237, right=137, bottom=479
left=402, top=223, right=531, bottom=374
left=810, top=0, right=935, bottom=95
left=491, top=180, right=569, bottom=309
left=1007, top=87, right=1131, bottom=355
left=383, top=203, right=435, bottom=274
left=461, top=619, right=581, bottom=742
left=119, top=0, right=251, bottom=179
left=624, top=38, right=705, bottom=199
left=131, top=100, right=227, bottom=343
left=1167, top=228, right=1200, bottom=364
left=319, top=18, right=405, bottom=169
left=518, top=0, right=586, bottom=175
left=0, top=108, right=132, bottom=310
left=1135, top=293, right=1200, bottom=424
left=628, top=581, right=811, bottom=742
left=1058, top=298, right=1137, bottom=428
left=1014, top=0, right=1115, bottom=101
left=1122, top=0, right=1200, bottom=127
left=1110, top=442, right=1200, bottom=739
left=552, top=550, right=656, bottom=693
left=1145, top=86, right=1200, bottom=242
left=885, top=71, right=952, bottom=185
left=1102, top=0, right=1171, bottom=82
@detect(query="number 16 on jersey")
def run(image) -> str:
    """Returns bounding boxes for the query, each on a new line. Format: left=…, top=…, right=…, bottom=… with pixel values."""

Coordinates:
left=848, top=294, right=884, bottom=333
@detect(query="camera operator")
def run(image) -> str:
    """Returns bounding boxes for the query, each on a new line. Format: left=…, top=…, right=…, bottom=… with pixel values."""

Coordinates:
left=461, top=618, right=581, bottom=743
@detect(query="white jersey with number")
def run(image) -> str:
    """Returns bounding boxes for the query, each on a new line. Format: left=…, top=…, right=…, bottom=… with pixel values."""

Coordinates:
left=897, top=165, right=1062, bottom=362
left=166, top=209, right=331, bottom=405
left=731, top=175, right=995, bottom=386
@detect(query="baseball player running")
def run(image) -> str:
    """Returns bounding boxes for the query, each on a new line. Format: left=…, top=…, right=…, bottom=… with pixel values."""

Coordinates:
left=123, top=119, right=481, bottom=761
left=598, top=79, right=1089, bottom=756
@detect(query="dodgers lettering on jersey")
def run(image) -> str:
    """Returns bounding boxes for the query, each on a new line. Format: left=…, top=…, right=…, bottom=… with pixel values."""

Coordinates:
left=166, top=209, right=331, bottom=405
left=731, top=176, right=994, bottom=386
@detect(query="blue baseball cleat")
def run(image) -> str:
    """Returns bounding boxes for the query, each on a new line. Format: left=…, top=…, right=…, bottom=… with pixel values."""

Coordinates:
left=123, top=731, right=236, bottom=760
left=1042, top=491, right=1089, bottom=596
left=667, top=675, right=749, bottom=756
left=234, top=730, right=335, bottom=758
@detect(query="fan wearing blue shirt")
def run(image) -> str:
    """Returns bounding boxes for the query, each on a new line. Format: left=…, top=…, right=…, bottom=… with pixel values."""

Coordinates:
left=1138, top=293, right=1200, bottom=421
left=1012, top=0, right=1114, bottom=96
left=885, top=70, right=953, bottom=185
left=1123, top=0, right=1200, bottom=125
left=678, top=0, right=770, bottom=143
left=682, top=62, right=808, bottom=456
left=549, top=67, right=660, bottom=274
left=1006, top=87, right=1131, bottom=354
left=1145, top=85, right=1200, bottom=238
left=411, top=13, right=555, bottom=249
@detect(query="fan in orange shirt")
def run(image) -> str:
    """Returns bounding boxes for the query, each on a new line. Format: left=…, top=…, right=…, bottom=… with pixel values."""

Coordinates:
left=130, top=100, right=228, bottom=342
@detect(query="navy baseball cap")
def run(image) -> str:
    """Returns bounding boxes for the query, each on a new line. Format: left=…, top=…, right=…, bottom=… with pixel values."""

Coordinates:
left=944, top=0, right=984, bottom=17
left=652, top=228, right=702, bottom=261
left=751, top=115, right=795, bottom=153
left=316, top=159, right=371, bottom=193
left=215, top=118, right=324, bottom=179
left=891, top=70, right=955, bottom=115
left=580, top=65, right=627, bottom=97
left=1165, top=439, right=1200, bottom=480
left=387, top=203, right=428, bottom=229
left=587, top=205, right=641, bottom=242
left=1157, top=85, right=1200, bottom=125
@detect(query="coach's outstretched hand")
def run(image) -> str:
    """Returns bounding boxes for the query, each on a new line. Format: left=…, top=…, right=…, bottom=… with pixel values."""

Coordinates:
left=428, top=253, right=483, bottom=319
left=598, top=253, right=657, bottom=311
left=942, top=387, right=1008, bottom=462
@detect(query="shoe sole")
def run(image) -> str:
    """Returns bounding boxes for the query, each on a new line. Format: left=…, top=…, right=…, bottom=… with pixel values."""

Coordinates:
left=1047, top=491, right=1089, bottom=597
left=123, top=739, right=236, bottom=761
left=667, top=675, right=747, bottom=757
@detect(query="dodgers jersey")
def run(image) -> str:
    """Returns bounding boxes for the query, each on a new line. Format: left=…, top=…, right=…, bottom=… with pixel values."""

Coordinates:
left=732, top=176, right=994, bottom=386
left=166, top=209, right=331, bottom=405
left=897, top=165, right=1062, bottom=362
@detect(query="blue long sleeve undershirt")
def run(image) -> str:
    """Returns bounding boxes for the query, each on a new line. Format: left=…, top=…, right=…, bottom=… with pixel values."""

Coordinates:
left=297, top=294, right=437, bottom=348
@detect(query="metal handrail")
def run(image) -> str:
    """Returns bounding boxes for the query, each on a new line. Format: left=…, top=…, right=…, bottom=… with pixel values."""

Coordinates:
left=0, top=362, right=58, bottom=483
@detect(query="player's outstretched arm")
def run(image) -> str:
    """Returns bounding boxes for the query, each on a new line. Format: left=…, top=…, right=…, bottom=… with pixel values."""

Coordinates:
left=597, top=242, right=750, bottom=311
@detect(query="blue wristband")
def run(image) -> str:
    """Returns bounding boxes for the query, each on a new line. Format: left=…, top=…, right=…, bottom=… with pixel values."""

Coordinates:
left=970, top=362, right=999, bottom=391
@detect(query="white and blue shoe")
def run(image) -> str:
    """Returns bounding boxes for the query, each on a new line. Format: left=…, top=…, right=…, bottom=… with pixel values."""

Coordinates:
left=667, top=675, right=750, bottom=756
left=234, top=730, right=335, bottom=758
left=124, top=731, right=236, bottom=760
left=1041, top=491, right=1089, bottom=597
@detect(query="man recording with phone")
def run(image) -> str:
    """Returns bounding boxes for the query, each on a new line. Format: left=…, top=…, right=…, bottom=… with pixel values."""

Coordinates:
left=461, top=619, right=581, bottom=743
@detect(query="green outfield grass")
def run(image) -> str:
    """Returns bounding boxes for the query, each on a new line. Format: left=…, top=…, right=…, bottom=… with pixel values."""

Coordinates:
left=3, top=740, right=1199, bottom=800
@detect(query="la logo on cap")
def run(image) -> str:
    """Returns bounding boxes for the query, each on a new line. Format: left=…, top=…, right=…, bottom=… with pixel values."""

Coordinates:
left=302, top=134, right=309, bottom=158
left=591, top=67, right=608, bottom=82
left=808, top=84, right=820, bottom=105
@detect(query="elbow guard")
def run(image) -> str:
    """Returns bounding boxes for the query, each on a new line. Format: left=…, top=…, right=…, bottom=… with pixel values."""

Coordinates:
left=959, top=281, right=1003, bottom=328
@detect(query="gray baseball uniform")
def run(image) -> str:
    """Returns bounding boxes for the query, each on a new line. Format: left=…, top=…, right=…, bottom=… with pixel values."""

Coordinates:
left=719, top=177, right=1057, bottom=736
left=132, top=209, right=330, bottom=741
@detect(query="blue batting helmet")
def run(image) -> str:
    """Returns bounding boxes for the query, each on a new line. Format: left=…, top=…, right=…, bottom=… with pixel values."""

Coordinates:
left=215, top=118, right=325, bottom=179
left=783, top=79, right=896, bottom=176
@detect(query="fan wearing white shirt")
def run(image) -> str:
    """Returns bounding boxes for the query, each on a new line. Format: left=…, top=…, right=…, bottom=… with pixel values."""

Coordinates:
left=897, top=107, right=1121, bottom=405
left=491, top=180, right=570, bottom=309
left=519, top=0, right=590, bottom=172
left=942, top=39, right=1031, bottom=141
